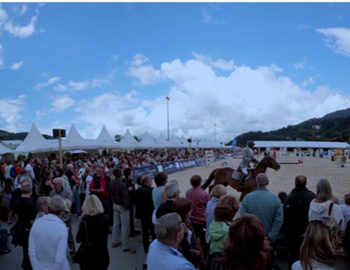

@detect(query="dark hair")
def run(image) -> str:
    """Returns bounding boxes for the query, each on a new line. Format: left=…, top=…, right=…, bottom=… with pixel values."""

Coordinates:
left=295, top=175, right=307, bottom=188
left=123, top=167, right=132, bottom=178
left=56, top=167, right=64, bottom=177
left=154, top=172, right=168, bottom=187
left=214, top=195, right=239, bottom=222
left=113, top=168, right=123, bottom=179
left=344, top=194, right=350, bottom=206
left=172, top=197, right=192, bottom=225
left=190, top=175, right=202, bottom=187
left=278, top=192, right=288, bottom=204
left=136, top=175, right=143, bottom=186
left=220, top=214, right=272, bottom=270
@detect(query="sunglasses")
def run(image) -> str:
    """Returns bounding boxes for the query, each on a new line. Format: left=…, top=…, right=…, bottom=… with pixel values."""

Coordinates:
left=314, top=218, right=330, bottom=228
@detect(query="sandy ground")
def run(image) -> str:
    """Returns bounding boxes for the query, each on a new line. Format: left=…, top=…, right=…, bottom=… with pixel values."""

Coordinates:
left=170, top=155, right=350, bottom=200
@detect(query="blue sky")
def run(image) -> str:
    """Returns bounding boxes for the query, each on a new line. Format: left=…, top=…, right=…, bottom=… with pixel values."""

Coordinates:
left=0, top=3, right=350, bottom=142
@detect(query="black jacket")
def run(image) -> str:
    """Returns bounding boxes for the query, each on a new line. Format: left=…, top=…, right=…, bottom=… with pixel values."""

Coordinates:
left=135, top=185, right=154, bottom=220
left=283, top=187, right=316, bottom=237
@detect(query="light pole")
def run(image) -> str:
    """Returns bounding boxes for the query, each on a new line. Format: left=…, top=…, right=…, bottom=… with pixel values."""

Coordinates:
left=166, top=96, right=170, bottom=141
left=214, top=123, right=216, bottom=142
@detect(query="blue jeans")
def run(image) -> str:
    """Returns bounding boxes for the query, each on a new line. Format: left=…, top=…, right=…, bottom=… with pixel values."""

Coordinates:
left=0, top=227, right=9, bottom=251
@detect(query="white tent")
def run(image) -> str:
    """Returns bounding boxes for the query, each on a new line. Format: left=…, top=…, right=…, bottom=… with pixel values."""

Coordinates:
left=93, top=126, right=120, bottom=149
left=119, top=129, right=139, bottom=149
left=14, top=123, right=56, bottom=157
left=0, top=144, right=13, bottom=154
left=168, top=135, right=181, bottom=148
left=137, top=131, right=156, bottom=149
left=154, top=133, right=171, bottom=149
left=60, top=124, right=93, bottom=150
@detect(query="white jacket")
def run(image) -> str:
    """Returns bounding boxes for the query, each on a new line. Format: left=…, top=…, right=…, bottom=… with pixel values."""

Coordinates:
left=308, top=199, right=345, bottom=233
left=29, top=214, right=70, bottom=270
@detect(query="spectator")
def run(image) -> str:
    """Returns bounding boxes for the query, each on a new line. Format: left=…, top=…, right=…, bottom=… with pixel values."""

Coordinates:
left=239, top=173, right=283, bottom=243
left=185, top=175, right=210, bottom=255
left=109, top=168, right=134, bottom=253
left=172, top=197, right=203, bottom=269
left=340, top=193, right=350, bottom=226
left=14, top=182, right=37, bottom=270
left=278, top=191, right=288, bottom=204
left=156, top=182, right=181, bottom=219
left=35, top=196, right=51, bottom=221
left=292, top=217, right=346, bottom=270
left=283, top=175, right=316, bottom=266
left=123, top=167, right=137, bottom=236
left=89, top=164, right=110, bottom=214
left=29, top=196, right=70, bottom=270
left=152, top=172, right=168, bottom=210
left=147, top=213, right=196, bottom=270
left=40, top=170, right=54, bottom=196
left=3, top=178, right=14, bottom=225
left=56, top=167, right=72, bottom=197
left=209, top=195, right=239, bottom=254
left=309, top=178, right=344, bottom=233
left=135, top=175, right=155, bottom=253
left=205, top=184, right=227, bottom=231
left=49, top=178, right=76, bottom=259
left=217, top=214, right=272, bottom=270
left=76, top=195, right=110, bottom=270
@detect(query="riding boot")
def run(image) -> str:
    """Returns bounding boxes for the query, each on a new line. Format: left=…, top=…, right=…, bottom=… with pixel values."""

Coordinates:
left=237, top=173, right=247, bottom=191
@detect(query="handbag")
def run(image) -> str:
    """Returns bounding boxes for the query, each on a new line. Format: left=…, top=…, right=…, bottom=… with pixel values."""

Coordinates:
left=73, top=220, right=94, bottom=265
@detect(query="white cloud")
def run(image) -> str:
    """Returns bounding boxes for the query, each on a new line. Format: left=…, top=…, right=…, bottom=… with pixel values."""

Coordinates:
left=19, top=4, right=28, bottom=16
left=4, top=15, right=37, bottom=38
left=121, top=54, right=350, bottom=141
left=64, top=70, right=115, bottom=91
left=192, top=53, right=235, bottom=71
left=51, top=95, right=75, bottom=112
left=35, top=76, right=60, bottom=90
left=316, top=27, right=350, bottom=57
left=294, top=58, right=306, bottom=69
left=201, top=8, right=225, bottom=25
left=10, top=61, right=24, bottom=70
left=36, top=110, right=45, bottom=120
left=0, top=95, right=25, bottom=132
left=0, top=5, right=8, bottom=27
left=126, top=54, right=163, bottom=85
left=53, top=84, right=68, bottom=92
left=302, top=76, right=314, bottom=87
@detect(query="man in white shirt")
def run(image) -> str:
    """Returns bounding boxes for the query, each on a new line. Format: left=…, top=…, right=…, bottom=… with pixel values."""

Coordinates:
left=25, top=159, right=35, bottom=182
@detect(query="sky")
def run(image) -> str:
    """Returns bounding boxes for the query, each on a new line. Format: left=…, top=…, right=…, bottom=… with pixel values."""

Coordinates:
left=0, top=2, right=350, bottom=143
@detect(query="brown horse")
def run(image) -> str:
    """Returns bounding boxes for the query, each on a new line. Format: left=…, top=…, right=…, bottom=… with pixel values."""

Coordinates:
left=201, top=156, right=281, bottom=201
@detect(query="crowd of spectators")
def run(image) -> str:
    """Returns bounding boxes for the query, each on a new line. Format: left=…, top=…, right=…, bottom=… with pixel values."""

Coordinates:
left=0, top=152, right=350, bottom=270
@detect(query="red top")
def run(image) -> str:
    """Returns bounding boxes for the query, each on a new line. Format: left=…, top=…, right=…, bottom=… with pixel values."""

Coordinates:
left=186, top=187, right=210, bottom=225
left=89, top=176, right=108, bottom=200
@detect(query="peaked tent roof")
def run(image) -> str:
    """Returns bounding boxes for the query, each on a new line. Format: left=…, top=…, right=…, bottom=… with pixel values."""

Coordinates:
left=0, top=143, right=13, bottom=154
left=154, top=133, right=171, bottom=148
left=94, top=126, right=120, bottom=149
left=15, top=123, right=55, bottom=154
left=137, top=131, right=156, bottom=149
left=60, top=124, right=93, bottom=150
left=169, top=134, right=180, bottom=148
left=119, top=129, right=139, bottom=149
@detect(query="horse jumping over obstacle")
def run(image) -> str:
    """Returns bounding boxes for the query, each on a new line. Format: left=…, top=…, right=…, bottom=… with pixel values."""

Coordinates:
left=201, top=156, right=281, bottom=201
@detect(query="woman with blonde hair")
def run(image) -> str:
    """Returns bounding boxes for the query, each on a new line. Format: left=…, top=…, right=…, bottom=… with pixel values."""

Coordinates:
left=309, top=179, right=344, bottom=233
left=292, top=216, right=346, bottom=270
left=218, top=214, right=272, bottom=270
left=75, top=195, right=109, bottom=270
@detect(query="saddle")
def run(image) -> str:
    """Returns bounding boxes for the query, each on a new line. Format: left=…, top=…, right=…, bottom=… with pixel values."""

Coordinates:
left=232, top=169, right=252, bottom=181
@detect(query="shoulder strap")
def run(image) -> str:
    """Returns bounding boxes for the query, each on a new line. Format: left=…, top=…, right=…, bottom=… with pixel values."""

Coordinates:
left=328, top=202, right=334, bottom=216
left=162, top=187, right=166, bottom=202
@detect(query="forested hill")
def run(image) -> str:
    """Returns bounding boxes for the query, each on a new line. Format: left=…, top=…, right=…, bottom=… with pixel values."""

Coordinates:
left=231, top=108, right=350, bottom=146
left=0, top=130, right=53, bottom=141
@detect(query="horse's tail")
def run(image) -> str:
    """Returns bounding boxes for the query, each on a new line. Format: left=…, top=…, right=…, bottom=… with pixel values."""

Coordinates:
left=201, top=169, right=218, bottom=190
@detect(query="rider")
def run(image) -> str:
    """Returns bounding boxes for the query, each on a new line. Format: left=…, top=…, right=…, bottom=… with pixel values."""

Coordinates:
left=238, top=140, right=259, bottom=191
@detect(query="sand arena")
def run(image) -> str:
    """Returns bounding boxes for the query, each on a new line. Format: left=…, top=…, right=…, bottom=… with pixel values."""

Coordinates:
left=169, top=155, right=350, bottom=200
